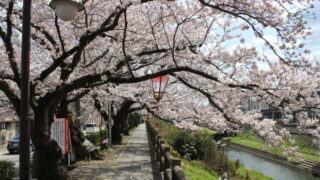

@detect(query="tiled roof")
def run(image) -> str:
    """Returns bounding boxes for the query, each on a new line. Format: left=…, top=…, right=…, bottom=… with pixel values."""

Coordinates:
left=0, top=109, right=18, bottom=122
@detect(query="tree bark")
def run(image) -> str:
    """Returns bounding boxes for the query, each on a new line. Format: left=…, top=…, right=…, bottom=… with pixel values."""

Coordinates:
left=92, top=96, right=135, bottom=144
left=30, top=97, right=103, bottom=179
left=58, top=98, right=103, bottom=161
left=111, top=100, right=134, bottom=144
left=31, top=102, right=69, bottom=180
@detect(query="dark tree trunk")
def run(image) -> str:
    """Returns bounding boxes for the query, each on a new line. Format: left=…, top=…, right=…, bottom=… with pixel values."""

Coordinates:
left=58, top=98, right=103, bottom=161
left=32, top=137, right=68, bottom=180
left=111, top=100, right=134, bottom=144
left=30, top=97, right=103, bottom=179
left=92, top=96, right=135, bottom=144
left=31, top=102, right=69, bottom=180
left=70, top=118, right=103, bottom=161
left=123, top=117, right=130, bottom=135
left=111, top=118, right=123, bottom=144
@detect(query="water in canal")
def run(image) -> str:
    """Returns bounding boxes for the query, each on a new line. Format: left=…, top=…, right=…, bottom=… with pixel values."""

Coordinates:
left=226, top=147, right=320, bottom=180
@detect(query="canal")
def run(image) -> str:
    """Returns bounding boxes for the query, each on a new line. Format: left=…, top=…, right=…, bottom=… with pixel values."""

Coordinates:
left=226, top=147, right=320, bottom=180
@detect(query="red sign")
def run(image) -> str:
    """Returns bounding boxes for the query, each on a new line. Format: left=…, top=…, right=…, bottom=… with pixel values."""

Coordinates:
left=64, top=118, right=71, bottom=154
left=51, top=118, right=71, bottom=154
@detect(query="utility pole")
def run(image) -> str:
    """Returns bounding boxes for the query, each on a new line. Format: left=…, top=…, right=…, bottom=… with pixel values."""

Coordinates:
left=20, top=0, right=32, bottom=179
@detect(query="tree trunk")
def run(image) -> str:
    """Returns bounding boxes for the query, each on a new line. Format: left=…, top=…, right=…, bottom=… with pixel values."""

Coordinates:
left=93, top=97, right=134, bottom=144
left=111, top=117, right=123, bottom=144
left=58, top=98, right=103, bottom=161
left=70, top=118, right=103, bottom=160
left=32, top=138, right=68, bottom=180
left=30, top=97, right=103, bottom=179
left=31, top=103, right=69, bottom=180
left=111, top=100, right=134, bottom=144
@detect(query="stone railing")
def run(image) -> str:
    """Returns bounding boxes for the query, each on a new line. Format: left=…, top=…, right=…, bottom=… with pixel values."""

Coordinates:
left=146, top=122, right=188, bottom=180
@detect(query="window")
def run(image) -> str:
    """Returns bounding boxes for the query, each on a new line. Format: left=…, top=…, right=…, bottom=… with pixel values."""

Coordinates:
left=0, top=122, right=11, bottom=130
left=0, top=123, right=5, bottom=129
left=16, top=122, right=19, bottom=132
left=86, top=124, right=94, bottom=128
left=5, top=122, right=11, bottom=130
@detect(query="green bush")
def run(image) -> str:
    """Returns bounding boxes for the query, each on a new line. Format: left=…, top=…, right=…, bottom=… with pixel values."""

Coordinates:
left=170, top=131, right=202, bottom=160
left=166, top=127, right=237, bottom=175
left=154, top=120, right=273, bottom=179
left=0, top=161, right=15, bottom=180
left=85, top=129, right=108, bottom=146
left=169, top=130, right=216, bottom=160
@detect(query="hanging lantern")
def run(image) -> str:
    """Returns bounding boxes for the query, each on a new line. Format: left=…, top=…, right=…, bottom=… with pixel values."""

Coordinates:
left=49, top=0, right=84, bottom=21
left=151, top=75, right=169, bottom=102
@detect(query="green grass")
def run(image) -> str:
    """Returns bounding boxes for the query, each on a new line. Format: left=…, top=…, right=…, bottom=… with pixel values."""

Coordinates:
left=200, top=128, right=218, bottom=136
left=236, top=164, right=274, bottom=180
left=182, top=160, right=219, bottom=180
left=301, top=152, right=320, bottom=162
left=182, top=160, right=274, bottom=180
left=225, top=132, right=320, bottom=163
left=152, top=120, right=275, bottom=180
left=229, top=138, right=265, bottom=151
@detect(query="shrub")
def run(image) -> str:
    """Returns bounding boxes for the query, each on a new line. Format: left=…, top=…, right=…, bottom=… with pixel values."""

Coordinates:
left=170, top=130, right=216, bottom=160
left=167, top=127, right=237, bottom=175
left=0, top=161, right=15, bottom=180
left=235, top=160, right=240, bottom=169
left=170, top=131, right=202, bottom=160
left=85, top=129, right=108, bottom=146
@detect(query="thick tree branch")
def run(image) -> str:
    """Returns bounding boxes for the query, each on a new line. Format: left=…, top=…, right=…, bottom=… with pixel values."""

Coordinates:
left=0, top=80, right=20, bottom=113
left=60, top=7, right=126, bottom=81
left=66, top=89, right=90, bottom=105
left=3, top=0, right=20, bottom=85
left=84, top=48, right=110, bottom=68
left=55, top=16, right=66, bottom=53
left=122, top=9, right=134, bottom=78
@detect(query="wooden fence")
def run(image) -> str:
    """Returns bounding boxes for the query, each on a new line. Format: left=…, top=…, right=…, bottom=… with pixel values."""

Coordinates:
left=146, top=121, right=188, bottom=180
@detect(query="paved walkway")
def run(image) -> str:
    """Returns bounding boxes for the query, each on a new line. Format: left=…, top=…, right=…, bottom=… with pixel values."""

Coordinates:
left=71, top=123, right=159, bottom=180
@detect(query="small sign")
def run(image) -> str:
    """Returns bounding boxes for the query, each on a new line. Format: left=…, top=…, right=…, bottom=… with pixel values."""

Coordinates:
left=51, top=118, right=71, bottom=154
left=64, top=118, right=71, bottom=154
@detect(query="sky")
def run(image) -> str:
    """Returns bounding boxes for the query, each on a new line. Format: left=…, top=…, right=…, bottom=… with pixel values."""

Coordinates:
left=304, top=1, right=320, bottom=60
left=211, top=1, right=320, bottom=70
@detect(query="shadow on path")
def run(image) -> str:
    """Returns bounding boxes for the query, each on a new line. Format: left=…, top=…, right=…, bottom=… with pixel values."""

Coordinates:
left=71, top=123, right=161, bottom=180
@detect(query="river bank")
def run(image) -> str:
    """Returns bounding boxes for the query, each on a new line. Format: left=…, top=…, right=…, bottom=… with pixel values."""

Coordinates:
left=151, top=120, right=274, bottom=180
left=223, top=140, right=320, bottom=178
left=226, top=146, right=320, bottom=180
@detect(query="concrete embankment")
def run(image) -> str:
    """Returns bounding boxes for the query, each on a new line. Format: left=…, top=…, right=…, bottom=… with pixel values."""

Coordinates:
left=224, top=141, right=320, bottom=177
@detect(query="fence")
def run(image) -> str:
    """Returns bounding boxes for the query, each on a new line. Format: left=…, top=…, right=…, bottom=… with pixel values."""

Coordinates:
left=146, top=121, right=188, bottom=180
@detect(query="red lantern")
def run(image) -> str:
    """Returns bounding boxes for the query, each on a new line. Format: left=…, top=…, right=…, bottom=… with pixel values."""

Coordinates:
left=151, top=76, right=169, bottom=102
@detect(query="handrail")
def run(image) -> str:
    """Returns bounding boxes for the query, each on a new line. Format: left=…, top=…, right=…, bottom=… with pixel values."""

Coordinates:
left=146, top=121, right=188, bottom=180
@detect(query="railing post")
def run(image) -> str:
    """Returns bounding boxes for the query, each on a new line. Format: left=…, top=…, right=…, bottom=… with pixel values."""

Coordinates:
left=172, top=159, right=181, bottom=180
left=146, top=122, right=187, bottom=180
left=164, top=147, right=172, bottom=180
left=164, top=147, right=171, bottom=169
left=156, top=136, right=162, bottom=161
left=160, top=140, right=165, bottom=172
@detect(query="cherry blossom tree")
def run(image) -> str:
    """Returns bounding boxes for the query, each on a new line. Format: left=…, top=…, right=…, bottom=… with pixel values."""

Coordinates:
left=0, top=0, right=319, bottom=178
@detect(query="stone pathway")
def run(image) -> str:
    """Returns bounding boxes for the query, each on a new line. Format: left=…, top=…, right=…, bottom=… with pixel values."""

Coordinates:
left=71, top=123, right=159, bottom=180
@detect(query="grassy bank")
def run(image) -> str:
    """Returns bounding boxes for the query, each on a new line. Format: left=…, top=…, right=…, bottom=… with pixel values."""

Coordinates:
left=151, top=120, right=274, bottom=180
left=182, top=160, right=219, bottom=180
left=224, top=131, right=320, bottom=163
left=182, top=160, right=275, bottom=180
left=236, top=164, right=274, bottom=180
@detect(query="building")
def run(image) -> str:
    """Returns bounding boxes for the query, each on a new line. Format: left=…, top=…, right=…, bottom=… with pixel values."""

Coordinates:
left=242, top=97, right=282, bottom=120
left=0, top=109, right=19, bottom=146
left=241, top=89, right=320, bottom=134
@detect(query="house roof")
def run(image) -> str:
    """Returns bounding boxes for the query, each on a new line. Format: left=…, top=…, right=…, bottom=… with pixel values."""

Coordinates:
left=0, top=109, right=19, bottom=123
